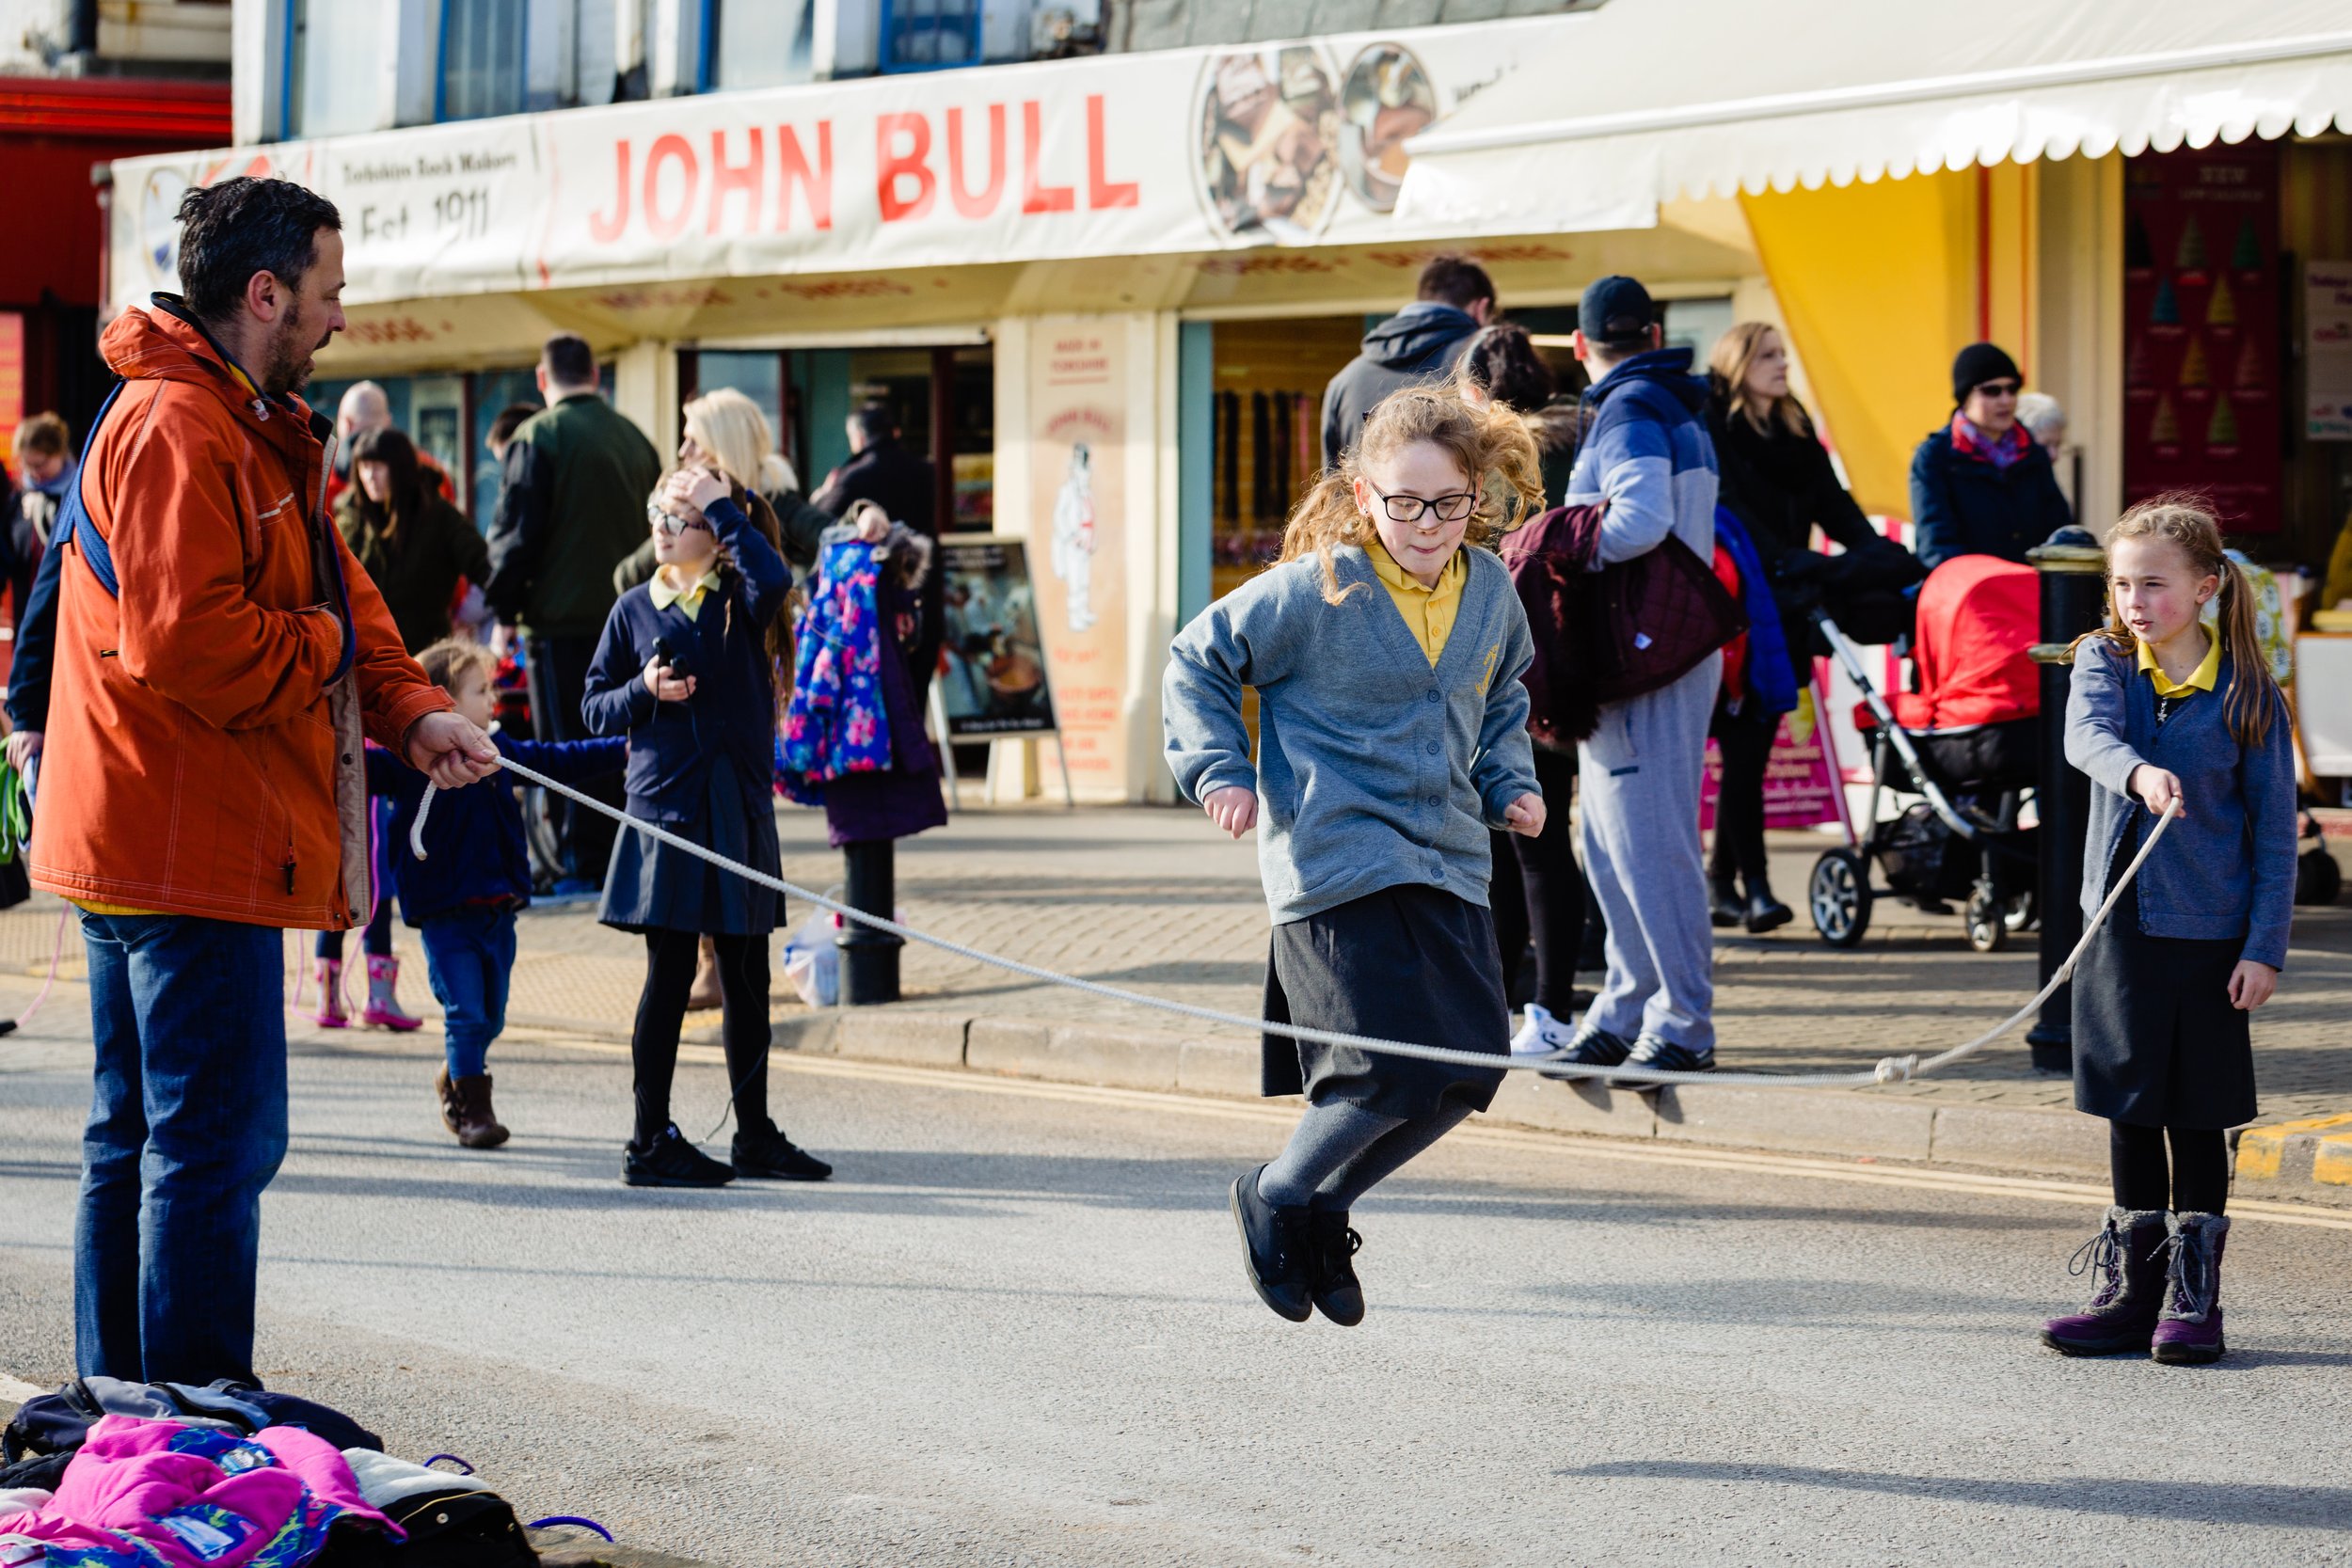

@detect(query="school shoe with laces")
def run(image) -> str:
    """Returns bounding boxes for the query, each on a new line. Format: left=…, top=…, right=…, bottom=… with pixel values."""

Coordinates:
left=434, top=1069, right=510, bottom=1149
left=1308, top=1210, right=1365, bottom=1326
left=1611, top=1033, right=1715, bottom=1086
left=1232, top=1164, right=1312, bottom=1322
left=2038, top=1206, right=2170, bottom=1355
left=623, top=1124, right=736, bottom=1188
left=1537, top=1023, right=1632, bottom=1080
left=2150, top=1211, right=2230, bottom=1365
left=732, top=1121, right=834, bottom=1180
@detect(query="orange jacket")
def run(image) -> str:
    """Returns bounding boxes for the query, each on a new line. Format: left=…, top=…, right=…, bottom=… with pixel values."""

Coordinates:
left=28, top=301, right=452, bottom=927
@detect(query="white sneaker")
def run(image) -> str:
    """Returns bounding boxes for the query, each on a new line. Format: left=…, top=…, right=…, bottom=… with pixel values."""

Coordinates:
left=1510, top=1001, right=1581, bottom=1056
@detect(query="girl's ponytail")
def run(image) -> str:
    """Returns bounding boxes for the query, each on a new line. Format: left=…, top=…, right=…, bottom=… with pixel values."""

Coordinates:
left=1277, top=386, right=1544, bottom=607
left=2214, top=555, right=2278, bottom=749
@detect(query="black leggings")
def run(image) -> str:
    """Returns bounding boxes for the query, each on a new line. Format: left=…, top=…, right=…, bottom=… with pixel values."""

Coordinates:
left=631, top=930, right=773, bottom=1148
left=2109, top=1120, right=2230, bottom=1214
left=1708, top=705, right=1775, bottom=895
left=1489, top=747, right=1587, bottom=1015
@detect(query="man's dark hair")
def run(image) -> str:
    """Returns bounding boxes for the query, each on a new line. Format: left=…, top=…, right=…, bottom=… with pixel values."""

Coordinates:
left=1459, top=324, right=1555, bottom=415
left=850, top=401, right=899, bottom=444
left=1415, top=255, right=1496, bottom=314
left=174, top=178, right=342, bottom=325
left=486, top=402, right=541, bottom=449
left=542, top=333, right=596, bottom=388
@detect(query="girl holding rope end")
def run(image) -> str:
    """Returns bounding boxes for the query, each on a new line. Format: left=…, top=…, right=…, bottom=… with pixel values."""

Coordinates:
left=582, top=466, right=835, bottom=1189
left=2041, top=496, right=2295, bottom=1367
left=1164, top=388, right=1546, bottom=1325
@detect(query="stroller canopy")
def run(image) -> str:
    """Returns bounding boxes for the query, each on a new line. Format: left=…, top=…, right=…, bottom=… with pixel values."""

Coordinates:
left=1891, top=556, right=2042, bottom=732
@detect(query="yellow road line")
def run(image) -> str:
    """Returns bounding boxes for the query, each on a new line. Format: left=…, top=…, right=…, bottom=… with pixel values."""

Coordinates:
left=515, top=1031, right=2352, bottom=1232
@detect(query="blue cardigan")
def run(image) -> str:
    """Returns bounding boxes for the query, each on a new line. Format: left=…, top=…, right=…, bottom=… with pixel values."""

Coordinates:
left=2064, top=639, right=2296, bottom=969
left=580, top=496, right=791, bottom=822
left=368, top=736, right=626, bottom=925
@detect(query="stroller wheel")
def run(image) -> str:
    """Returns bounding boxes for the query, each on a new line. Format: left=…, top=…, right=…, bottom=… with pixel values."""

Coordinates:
left=1809, top=849, right=1872, bottom=948
left=1965, top=887, right=2009, bottom=953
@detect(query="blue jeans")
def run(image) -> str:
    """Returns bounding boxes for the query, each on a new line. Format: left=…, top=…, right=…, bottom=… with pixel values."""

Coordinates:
left=421, top=906, right=516, bottom=1080
left=75, top=911, right=288, bottom=1385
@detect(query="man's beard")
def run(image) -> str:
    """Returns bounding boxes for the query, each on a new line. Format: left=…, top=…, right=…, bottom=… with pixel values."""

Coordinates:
left=260, top=313, right=319, bottom=396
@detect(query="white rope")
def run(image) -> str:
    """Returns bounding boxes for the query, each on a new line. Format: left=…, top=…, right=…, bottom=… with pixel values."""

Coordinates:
left=414, top=756, right=2180, bottom=1088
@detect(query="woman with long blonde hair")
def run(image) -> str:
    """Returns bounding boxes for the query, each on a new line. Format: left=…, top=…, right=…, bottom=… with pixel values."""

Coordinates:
left=2039, top=496, right=2293, bottom=1368
left=1165, top=386, right=1546, bottom=1325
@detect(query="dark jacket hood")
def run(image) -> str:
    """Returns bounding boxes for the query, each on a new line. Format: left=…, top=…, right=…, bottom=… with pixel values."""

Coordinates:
left=1359, top=301, right=1482, bottom=372
left=1583, top=346, right=1708, bottom=418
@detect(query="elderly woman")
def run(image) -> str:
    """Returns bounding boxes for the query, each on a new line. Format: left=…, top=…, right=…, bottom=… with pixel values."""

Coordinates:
left=1911, top=342, right=2074, bottom=571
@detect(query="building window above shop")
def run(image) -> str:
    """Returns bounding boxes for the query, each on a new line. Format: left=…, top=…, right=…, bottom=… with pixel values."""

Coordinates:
left=288, top=0, right=384, bottom=137
left=715, top=0, right=816, bottom=89
left=880, top=0, right=981, bottom=72
left=440, top=0, right=527, bottom=122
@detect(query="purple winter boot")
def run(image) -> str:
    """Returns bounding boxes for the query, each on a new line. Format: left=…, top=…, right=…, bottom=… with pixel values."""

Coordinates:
left=2039, top=1207, right=2170, bottom=1356
left=2151, top=1211, right=2230, bottom=1366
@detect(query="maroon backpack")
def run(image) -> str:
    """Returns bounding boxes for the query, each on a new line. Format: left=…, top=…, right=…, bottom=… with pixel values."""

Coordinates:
left=1498, top=502, right=1744, bottom=744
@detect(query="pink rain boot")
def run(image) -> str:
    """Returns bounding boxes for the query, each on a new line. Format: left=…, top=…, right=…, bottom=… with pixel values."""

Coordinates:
left=361, top=955, right=424, bottom=1032
left=311, top=958, right=348, bottom=1028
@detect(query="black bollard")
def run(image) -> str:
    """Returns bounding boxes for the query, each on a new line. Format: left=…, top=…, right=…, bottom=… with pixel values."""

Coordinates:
left=2026, top=527, right=2107, bottom=1074
left=837, top=839, right=904, bottom=1005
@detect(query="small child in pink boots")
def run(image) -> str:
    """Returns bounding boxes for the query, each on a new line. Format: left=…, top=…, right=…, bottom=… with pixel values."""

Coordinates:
left=310, top=779, right=422, bottom=1033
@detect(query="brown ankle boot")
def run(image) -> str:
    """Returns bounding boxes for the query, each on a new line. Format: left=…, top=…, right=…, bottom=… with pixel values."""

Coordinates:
left=687, top=936, right=723, bottom=1010
left=434, top=1068, right=463, bottom=1135
left=451, top=1074, right=510, bottom=1148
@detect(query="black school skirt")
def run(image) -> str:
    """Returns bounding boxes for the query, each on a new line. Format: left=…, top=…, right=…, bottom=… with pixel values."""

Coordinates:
left=1262, top=883, right=1509, bottom=1119
left=2072, top=834, right=2256, bottom=1130
left=598, top=764, right=788, bottom=938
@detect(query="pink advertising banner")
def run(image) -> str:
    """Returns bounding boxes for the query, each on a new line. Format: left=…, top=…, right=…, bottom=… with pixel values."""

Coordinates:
left=1699, top=679, right=1850, bottom=835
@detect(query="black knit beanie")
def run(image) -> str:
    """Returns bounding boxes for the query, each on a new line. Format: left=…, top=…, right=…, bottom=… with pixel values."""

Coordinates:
left=1950, top=341, right=2021, bottom=404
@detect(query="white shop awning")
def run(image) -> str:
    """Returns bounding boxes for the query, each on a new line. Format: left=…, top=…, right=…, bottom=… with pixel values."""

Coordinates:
left=1395, top=0, right=2352, bottom=234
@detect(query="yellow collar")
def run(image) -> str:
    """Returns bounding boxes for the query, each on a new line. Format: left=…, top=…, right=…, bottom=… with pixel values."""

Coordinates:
left=2137, top=633, right=2220, bottom=698
left=648, top=563, right=723, bottom=615
left=1367, top=539, right=1464, bottom=597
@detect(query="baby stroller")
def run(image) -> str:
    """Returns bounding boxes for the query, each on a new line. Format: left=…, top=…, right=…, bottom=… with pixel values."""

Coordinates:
left=1808, top=555, right=2042, bottom=952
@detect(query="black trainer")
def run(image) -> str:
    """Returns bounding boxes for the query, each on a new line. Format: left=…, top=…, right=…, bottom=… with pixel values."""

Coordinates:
left=1539, top=1024, right=1632, bottom=1079
left=1231, top=1164, right=1312, bottom=1323
left=1308, top=1210, right=1366, bottom=1326
left=623, top=1124, right=736, bottom=1188
left=1610, top=1034, right=1716, bottom=1089
left=733, top=1123, right=834, bottom=1181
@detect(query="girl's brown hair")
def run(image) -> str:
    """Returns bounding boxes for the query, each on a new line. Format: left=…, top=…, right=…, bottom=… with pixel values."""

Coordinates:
left=1279, top=386, right=1544, bottom=605
left=2072, top=493, right=2282, bottom=747
left=1708, top=321, right=1811, bottom=437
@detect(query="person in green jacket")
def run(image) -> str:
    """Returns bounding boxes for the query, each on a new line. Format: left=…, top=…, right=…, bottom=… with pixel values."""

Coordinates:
left=485, top=333, right=662, bottom=895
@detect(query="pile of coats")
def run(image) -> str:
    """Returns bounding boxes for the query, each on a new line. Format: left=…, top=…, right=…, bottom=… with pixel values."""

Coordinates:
left=1, top=1378, right=538, bottom=1566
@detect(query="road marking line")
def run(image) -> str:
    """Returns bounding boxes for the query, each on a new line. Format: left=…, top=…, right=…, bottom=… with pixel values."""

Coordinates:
left=0, top=1373, right=44, bottom=1404
left=516, top=1033, right=2352, bottom=1231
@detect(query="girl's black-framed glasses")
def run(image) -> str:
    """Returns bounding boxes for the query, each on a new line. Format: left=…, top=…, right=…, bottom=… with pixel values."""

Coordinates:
left=1367, top=485, right=1477, bottom=524
left=645, top=503, right=711, bottom=536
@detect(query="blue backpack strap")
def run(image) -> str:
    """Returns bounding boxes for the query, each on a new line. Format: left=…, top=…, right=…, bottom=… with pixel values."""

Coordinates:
left=52, top=381, right=127, bottom=599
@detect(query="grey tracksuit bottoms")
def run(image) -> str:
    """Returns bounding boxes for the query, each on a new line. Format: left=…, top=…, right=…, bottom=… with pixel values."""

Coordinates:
left=1577, top=653, right=1719, bottom=1053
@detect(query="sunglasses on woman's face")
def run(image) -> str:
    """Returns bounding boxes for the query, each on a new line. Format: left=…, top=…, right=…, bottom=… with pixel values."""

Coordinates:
left=1975, top=380, right=2022, bottom=399
left=645, top=503, right=711, bottom=536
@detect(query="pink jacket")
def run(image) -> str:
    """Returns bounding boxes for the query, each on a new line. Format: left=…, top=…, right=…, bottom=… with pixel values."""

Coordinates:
left=0, top=1415, right=395, bottom=1566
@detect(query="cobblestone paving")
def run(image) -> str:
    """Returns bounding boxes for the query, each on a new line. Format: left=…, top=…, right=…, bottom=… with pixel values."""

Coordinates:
left=2, top=802, right=2345, bottom=1119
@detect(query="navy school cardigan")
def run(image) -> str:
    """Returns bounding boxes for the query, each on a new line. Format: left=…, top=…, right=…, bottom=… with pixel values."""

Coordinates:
left=367, top=736, right=627, bottom=925
left=580, top=495, right=791, bottom=822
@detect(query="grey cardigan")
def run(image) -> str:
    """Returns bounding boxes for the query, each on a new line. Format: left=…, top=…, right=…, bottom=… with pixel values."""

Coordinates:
left=1163, top=545, right=1540, bottom=926
left=2064, top=639, right=2296, bottom=969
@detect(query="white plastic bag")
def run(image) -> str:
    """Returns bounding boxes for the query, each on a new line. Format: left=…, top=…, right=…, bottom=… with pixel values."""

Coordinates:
left=781, top=901, right=841, bottom=1008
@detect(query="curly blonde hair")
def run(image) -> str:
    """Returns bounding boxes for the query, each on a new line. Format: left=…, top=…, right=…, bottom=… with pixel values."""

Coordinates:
left=1279, top=386, right=1544, bottom=605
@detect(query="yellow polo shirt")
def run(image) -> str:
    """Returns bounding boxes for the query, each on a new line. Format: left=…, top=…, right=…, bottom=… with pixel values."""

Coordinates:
left=2137, top=634, right=2220, bottom=698
left=648, top=563, right=723, bottom=618
left=1368, top=541, right=1466, bottom=668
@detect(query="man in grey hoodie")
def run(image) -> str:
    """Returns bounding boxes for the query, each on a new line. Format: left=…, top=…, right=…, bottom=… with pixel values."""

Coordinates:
left=1319, top=256, right=1497, bottom=469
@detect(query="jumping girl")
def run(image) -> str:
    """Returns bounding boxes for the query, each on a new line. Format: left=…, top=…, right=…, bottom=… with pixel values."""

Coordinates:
left=582, top=465, right=832, bottom=1189
left=2041, top=496, right=2295, bottom=1366
left=1164, top=388, right=1546, bottom=1325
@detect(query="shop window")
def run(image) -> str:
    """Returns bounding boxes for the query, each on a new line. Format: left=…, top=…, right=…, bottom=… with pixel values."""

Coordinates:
left=288, top=0, right=382, bottom=137
left=715, top=0, right=816, bottom=89
left=880, top=0, right=981, bottom=72
left=690, top=350, right=788, bottom=478
left=949, top=345, right=994, bottom=531
left=440, top=0, right=527, bottom=123
left=470, top=367, right=542, bottom=523
left=1205, top=317, right=1361, bottom=603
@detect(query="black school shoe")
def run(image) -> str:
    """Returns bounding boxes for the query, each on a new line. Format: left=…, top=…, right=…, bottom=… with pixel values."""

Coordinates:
left=733, top=1122, right=834, bottom=1181
left=1538, top=1024, right=1632, bottom=1079
left=1308, top=1210, right=1366, bottom=1326
left=1232, top=1164, right=1312, bottom=1322
left=1609, top=1034, right=1716, bottom=1089
left=623, top=1124, right=736, bottom=1188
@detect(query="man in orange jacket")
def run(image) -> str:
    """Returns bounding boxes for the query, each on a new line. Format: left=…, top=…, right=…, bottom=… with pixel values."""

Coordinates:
left=30, top=177, right=501, bottom=1385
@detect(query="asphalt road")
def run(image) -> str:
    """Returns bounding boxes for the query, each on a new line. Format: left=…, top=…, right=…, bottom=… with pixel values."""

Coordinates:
left=3, top=1012, right=2349, bottom=1567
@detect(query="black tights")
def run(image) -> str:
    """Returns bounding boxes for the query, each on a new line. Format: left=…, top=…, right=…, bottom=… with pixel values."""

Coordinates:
left=631, top=930, right=772, bottom=1148
left=1708, top=706, right=1775, bottom=896
left=2109, top=1120, right=2230, bottom=1214
left=1489, top=747, right=1587, bottom=1015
